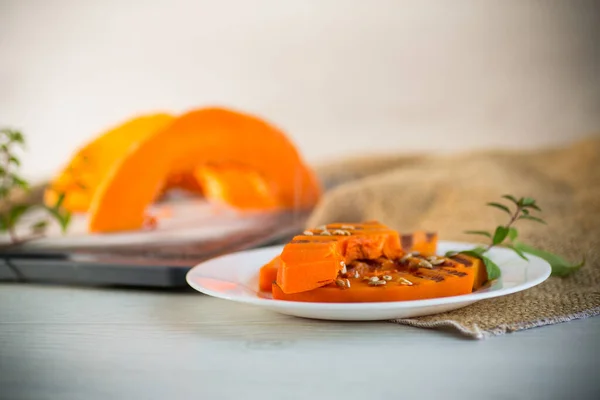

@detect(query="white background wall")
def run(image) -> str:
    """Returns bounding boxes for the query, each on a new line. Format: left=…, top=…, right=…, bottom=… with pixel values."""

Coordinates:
left=1, top=0, right=599, bottom=181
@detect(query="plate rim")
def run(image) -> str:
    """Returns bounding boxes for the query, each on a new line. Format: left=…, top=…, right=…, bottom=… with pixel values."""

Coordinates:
left=186, top=240, right=552, bottom=310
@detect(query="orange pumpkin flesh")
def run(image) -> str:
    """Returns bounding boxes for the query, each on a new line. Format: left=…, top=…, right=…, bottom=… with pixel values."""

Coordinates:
left=261, top=221, right=488, bottom=302
left=451, top=254, right=487, bottom=291
left=88, top=107, right=321, bottom=233
left=275, top=222, right=405, bottom=294
left=194, top=164, right=280, bottom=210
left=258, top=229, right=440, bottom=294
left=272, top=257, right=475, bottom=303
left=44, top=113, right=175, bottom=212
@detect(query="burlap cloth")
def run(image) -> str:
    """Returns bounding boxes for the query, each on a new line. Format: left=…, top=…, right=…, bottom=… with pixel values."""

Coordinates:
left=309, top=137, right=600, bottom=338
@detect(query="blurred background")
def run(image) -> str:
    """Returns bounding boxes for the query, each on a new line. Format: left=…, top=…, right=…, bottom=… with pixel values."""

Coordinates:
left=1, top=0, right=599, bottom=181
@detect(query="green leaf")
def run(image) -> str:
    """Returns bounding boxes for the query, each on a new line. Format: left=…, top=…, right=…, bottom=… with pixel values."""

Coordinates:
left=447, top=246, right=487, bottom=257
left=480, top=255, right=502, bottom=280
left=501, top=194, right=519, bottom=205
left=523, top=203, right=541, bottom=212
left=44, top=206, right=71, bottom=234
left=505, top=244, right=529, bottom=261
left=54, top=192, right=66, bottom=210
left=507, top=227, right=519, bottom=241
left=464, top=230, right=492, bottom=239
left=9, top=130, right=25, bottom=145
left=492, top=226, right=509, bottom=245
left=30, top=220, right=49, bottom=233
left=8, top=155, right=20, bottom=166
left=513, top=242, right=585, bottom=277
left=521, top=208, right=530, bottom=215
left=520, top=197, right=536, bottom=207
left=11, top=175, right=29, bottom=190
left=518, top=215, right=546, bottom=224
left=486, top=202, right=512, bottom=215
left=454, top=250, right=502, bottom=281
left=455, top=250, right=483, bottom=259
left=61, top=212, right=72, bottom=233
left=8, top=204, right=32, bottom=228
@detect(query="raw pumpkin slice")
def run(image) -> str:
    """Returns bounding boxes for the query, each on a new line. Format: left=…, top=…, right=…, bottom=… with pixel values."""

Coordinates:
left=272, top=255, right=476, bottom=303
left=194, top=164, right=280, bottom=210
left=45, top=113, right=175, bottom=212
left=87, top=107, right=321, bottom=233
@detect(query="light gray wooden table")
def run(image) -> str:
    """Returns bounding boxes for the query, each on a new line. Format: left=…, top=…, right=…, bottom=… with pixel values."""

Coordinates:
left=1, top=283, right=599, bottom=400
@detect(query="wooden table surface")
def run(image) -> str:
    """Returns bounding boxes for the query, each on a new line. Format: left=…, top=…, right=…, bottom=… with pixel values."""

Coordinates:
left=1, top=283, right=599, bottom=400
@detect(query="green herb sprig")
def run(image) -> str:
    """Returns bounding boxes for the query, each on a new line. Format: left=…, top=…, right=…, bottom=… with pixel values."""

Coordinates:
left=0, top=128, right=72, bottom=244
left=448, top=195, right=584, bottom=279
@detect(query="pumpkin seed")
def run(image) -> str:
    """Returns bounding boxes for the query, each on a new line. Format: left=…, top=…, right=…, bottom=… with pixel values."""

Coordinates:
left=303, top=230, right=313, bottom=236
left=382, top=275, right=392, bottom=281
left=398, top=277, right=413, bottom=286
left=335, top=279, right=346, bottom=288
left=418, top=260, right=433, bottom=269
left=340, top=262, right=347, bottom=274
left=369, top=276, right=380, bottom=282
left=368, top=280, right=387, bottom=286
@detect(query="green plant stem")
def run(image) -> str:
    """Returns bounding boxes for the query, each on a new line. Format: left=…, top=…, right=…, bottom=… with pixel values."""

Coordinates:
left=483, top=205, right=522, bottom=252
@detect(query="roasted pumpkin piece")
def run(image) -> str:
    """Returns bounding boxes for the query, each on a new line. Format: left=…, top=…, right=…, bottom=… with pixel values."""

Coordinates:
left=274, top=222, right=404, bottom=294
left=277, top=239, right=343, bottom=294
left=272, top=256, right=476, bottom=303
left=451, top=254, right=488, bottom=290
left=305, top=222, right=405, bottom=262
left=259, top=256, right=282, bottom=292
left=399, top=231, right=438, bottom=255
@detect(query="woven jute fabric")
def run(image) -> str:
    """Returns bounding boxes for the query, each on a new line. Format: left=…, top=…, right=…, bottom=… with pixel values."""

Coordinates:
left=309, top=137, right=600, bottom=338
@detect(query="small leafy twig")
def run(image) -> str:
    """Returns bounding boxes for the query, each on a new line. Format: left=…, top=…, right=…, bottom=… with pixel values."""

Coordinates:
left=0, top=128, right=72, bottom=244
left=449, top=195, right=584, bottom=280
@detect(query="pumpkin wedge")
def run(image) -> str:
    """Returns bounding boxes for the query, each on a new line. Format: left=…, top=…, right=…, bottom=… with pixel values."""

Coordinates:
left=45, top=113, right=174, bottom=212
left=88, top=107, right=321, bottom=232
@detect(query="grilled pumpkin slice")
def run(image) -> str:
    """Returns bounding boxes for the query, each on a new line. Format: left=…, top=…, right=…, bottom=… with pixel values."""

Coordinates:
left=272, top=255, right=476, bottom=303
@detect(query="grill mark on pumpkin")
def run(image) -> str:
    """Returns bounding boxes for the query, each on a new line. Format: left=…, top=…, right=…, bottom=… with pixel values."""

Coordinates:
left=451, top=255, right=473, bottom=266
left=443, top=269, right=468, bottom=277
left=414, top=273, right=445, bottom=282
left=401, top=234, right=413, bottom=250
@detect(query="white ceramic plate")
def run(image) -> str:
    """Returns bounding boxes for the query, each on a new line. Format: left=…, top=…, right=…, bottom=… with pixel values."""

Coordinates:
left=186, top=241, right=551, bottom=321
